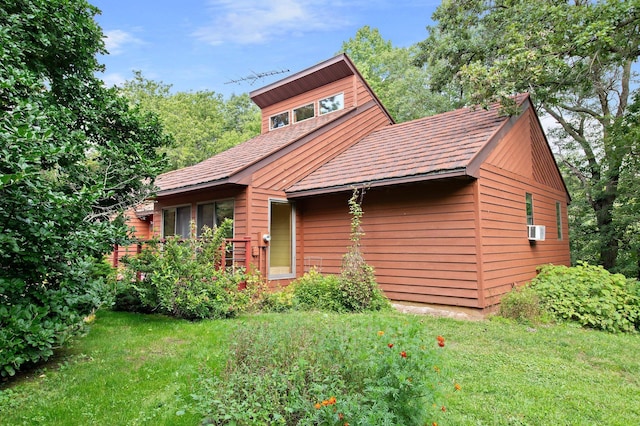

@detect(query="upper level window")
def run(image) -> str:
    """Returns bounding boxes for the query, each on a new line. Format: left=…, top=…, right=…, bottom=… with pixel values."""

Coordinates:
left=525, top=193, right=534, bottom=225
left=197, top=200, right=234, bottom=238
left=293, top=103, right=314, bottom=123
left=163, top=205, right=191, bottom=238
left=319, top=93, right=344, bottom=115
left=270, top=111, right=289, bottom=130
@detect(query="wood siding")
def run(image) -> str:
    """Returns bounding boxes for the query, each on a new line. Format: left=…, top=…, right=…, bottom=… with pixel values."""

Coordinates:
left=298, top=181, right=482, bottom=308
left=253, top=106, right=391, bottom=191
left=259, top=76, right=374, bottom=133
left=478, top=108, right=570, bottom=307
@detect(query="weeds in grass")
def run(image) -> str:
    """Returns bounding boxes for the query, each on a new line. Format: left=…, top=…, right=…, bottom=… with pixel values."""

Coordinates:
left=195, top=314, right=449, bottom=425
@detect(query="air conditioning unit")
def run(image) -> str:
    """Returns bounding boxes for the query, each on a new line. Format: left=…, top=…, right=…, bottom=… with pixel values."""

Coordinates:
left=527, top=225, right=546, bottom=241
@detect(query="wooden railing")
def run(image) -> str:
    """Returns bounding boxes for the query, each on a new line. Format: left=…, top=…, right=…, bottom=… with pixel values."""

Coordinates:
left=111, top=236, right=252, bottom=272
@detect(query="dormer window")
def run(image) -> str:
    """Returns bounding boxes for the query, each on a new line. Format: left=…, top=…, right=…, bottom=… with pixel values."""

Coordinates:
left=270, top=111, right=290, bottom=130
left=319, top=93, right=344, bottom=115
left=293, top=103, right=315, bottom=123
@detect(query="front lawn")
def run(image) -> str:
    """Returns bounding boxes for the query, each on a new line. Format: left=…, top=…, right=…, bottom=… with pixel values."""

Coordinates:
left=1, top=310, right=639, bottom=425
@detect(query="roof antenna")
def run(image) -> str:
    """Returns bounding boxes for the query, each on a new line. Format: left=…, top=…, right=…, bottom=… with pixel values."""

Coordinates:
left=225, top=69, right=290, bottom=85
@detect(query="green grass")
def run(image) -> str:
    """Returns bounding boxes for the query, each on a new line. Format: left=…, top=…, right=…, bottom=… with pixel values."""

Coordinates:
left=1, top=310, right=639, bottom=425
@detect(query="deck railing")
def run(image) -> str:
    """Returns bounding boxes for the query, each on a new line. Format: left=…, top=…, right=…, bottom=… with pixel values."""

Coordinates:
left=111, top=236, right=252, bottom=272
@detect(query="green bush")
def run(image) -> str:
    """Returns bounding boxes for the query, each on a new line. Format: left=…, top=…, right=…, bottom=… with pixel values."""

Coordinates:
left=530, top=262, right=640, bottom=333
left=195, top=314, right=449, bottom=425
left=291, top=268, right=345, bottom=312
left=0, top=257, right=112, bottom=377
left=117, top=220, right=254, bottom=320
left=498, top=284, right=542, bottom=324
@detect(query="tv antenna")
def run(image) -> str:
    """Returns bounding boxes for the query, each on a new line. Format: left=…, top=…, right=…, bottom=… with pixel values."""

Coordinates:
left=225, top=69, right=290, bottom=85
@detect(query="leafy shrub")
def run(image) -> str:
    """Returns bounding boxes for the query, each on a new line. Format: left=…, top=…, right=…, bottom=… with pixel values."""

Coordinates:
left=256, top=284, right=295, bottom=313
left=117, top=220, right=255, bottom=320
left=338, top=188, right=390, bottom=312
left=530, top=262, right=640, bottom=332
left=498, top=284, right=542, bottom=324
left=291, top=268, right=345, bottom=312
left=0, top=257, right=112, bottom=377
left=195, top=314, right=449, bottom=425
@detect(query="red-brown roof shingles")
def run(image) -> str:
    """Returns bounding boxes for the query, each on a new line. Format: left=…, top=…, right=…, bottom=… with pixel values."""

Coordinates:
left=287, top=96, right=528, bottom=195
left=155, top=108, right=353, bottom=194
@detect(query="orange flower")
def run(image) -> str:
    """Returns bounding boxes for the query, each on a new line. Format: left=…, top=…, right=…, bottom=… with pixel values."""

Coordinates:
left=441, top=405, right=446, bottom=412
left=400, top=351, right=407, bottom=358
left=438, top=341, right=445, bottom=347
left=322, top=400, right=329, bottom=406
left=377, top=330, right=384, bottom=336
left=314, top=403, right=321, bottom=409
left=432, top=423, right=438, bottom=426
left=454, top=383, right=461, bottom=391
left=388, top=343, right=394, bottom=348
left=328, top=396, right=337, bottom=405
left=437, top=336, right=445, bottom=347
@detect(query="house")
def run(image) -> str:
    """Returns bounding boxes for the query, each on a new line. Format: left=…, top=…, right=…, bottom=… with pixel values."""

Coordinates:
left=140, top=53, right=570, bottom=312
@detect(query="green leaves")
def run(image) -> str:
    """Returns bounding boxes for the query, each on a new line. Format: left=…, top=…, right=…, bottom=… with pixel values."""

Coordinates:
left=1, top=0, right=170, bottom=377
left=530, top=262, right=640, bottom=333
left=419, top=0, right=640, bottom=273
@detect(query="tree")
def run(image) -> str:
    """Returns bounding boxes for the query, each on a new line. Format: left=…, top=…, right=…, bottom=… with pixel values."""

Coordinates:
left=416, top=0, right=640, bottom=273
left=121, top=73, right=260, bottom=171
left=340, top=26, right=459, bottom=123
left=0, top=0, right=170, bottom=376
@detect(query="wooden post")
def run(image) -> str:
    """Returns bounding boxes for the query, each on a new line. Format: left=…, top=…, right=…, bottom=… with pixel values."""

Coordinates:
left=243, top=236, right=251, bottom=271
left=112, top=244, right=119, bottom=267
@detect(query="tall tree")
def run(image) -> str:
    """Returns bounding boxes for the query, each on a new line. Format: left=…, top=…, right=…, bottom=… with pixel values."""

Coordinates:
left=416, top=0, right=640, bottom=272
left=0, top=0, right=170, bottom=376
left=121, top=73, right=260, bottom=171
left=341, top=26, right=459, bottom=123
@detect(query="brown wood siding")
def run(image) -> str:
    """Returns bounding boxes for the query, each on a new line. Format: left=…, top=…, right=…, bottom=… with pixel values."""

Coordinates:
left=260, top=76, right=357, bottom=133
left=530, top=112, right=567, bottom=194
left=479, top=109, right=571, bottom=307
left=298, top=181, right=482, bottom=308
left=253, top=105, right=390, bottom=191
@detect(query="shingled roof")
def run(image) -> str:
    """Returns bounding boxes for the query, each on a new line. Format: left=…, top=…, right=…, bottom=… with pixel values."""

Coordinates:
left=286, top=94, right=530, bottom=197
left=155, top=108, right=354, bottom=196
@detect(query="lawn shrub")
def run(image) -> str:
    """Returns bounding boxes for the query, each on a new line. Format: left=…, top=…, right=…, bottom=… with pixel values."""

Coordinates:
left=498, top=284, right=542, bottom=324
left=0, top=257, right=112, bottom=377
left=291, top=268, right=345, bottom=312
left=117, top=220, right=254, bottom=320
left=195, top=314, right=449, bottom=425
left=530, top=262, right=640, bottom=332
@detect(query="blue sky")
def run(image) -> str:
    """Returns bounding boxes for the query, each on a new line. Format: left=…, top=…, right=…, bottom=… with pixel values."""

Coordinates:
left=92, top=0, right=440, bottom=97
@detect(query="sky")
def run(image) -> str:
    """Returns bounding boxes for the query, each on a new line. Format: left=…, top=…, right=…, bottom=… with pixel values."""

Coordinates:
left=91, top=0, right=440, bottom=98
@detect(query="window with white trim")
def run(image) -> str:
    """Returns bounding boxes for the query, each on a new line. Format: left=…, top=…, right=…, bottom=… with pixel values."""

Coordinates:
left=293, top=103, right=314, bottom=123
left=319, top=93, right=344, bottom=115
left=269, top=111, right=289, bottom=130
left=525, top=193, right=534, bottom=226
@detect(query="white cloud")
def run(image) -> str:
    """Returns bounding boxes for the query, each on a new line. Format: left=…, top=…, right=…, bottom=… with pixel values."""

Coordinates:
left=193, top=0, right=349, bottom=45
left=101, top=72, right=127, bottom=88
left=104, top=29, right=144, bottom=55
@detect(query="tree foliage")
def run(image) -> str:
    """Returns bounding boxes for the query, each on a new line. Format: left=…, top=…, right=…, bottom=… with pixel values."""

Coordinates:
left=120, top=72, right=260, bottom=171
left=340, top=26, right=459, bottom=123
left=417, top=0, right=640, bottom=274
left=0, top=0, right=170, bottom=376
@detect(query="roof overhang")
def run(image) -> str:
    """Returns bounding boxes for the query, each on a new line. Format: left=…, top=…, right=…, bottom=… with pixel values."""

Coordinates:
left=286, top=167, right=474, bottom=199
left=250, top=54, right=356, bottom=109
left=155, top=179, right=245, bottom=198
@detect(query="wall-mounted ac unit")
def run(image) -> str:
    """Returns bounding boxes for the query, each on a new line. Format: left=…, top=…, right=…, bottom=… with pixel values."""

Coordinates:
left=528, top=225, right=546, bottom=241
